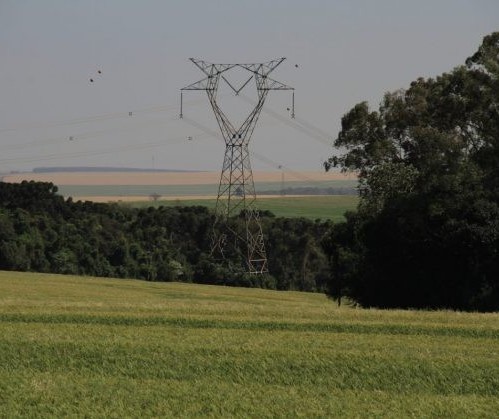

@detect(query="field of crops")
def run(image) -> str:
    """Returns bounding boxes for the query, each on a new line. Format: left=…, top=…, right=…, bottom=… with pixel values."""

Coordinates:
left=133, top=195, right=359, bottom=221
left=1, top=271, right=498, bottom=417
left=2, top=169, right=358, bottom=203
left=54, top=179, right=357, bottom=201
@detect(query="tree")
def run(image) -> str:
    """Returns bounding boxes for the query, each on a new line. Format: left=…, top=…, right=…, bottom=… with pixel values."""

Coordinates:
left=324, top=32, right=499, bottom=311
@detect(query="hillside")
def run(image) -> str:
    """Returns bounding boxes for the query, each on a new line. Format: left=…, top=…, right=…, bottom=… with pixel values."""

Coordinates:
left=1, top=271, right=498, bottom=417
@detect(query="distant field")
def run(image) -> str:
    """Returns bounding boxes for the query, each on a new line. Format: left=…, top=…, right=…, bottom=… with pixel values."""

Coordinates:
left=132, top=195, right=359, bottom=221
left=53, top=179, right=357, bottom=198
left=2, top=170, right=357, bottom=186
left=2, top=169, right=359, bottom=220
left=2, top=170, right=358, bottom=201
left=1, top=271, right=498, bottom=417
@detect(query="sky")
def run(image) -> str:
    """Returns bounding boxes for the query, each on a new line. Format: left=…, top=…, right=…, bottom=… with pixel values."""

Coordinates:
left=0, top=0, right=497, bottom=173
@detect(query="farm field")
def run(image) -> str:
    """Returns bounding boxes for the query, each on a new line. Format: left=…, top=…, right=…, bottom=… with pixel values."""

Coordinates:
left=53, top=179, right=357, bottom=199
left=1, top=170, right=358, bottom=201
left=1, top=271, right=498, bottom=418
left=2, top=170, right=357, bottom=186
left=132, top=195, right=359, bottom=221
left=2, top=169, right=359, bottom=220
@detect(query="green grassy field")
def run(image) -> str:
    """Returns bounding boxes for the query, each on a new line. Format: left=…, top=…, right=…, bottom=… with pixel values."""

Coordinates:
left=57, top=179, right=358, bottom=198
left=1, top=271, right=498, bottom=418
left=133, top=195, right=359, bottom=222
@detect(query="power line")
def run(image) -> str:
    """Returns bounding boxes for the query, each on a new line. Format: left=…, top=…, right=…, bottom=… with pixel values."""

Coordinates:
left=239, top=94, right=332, bottom=146
left=0, top=131, right=208, bottom=165
left=182, top=116, right=326, bottom=189
left=1, top=84, right=335, bottom=175
left=0, top=98, right=206, bottom=134
left=1, top=115, right=179, bottom=153
left=294, top=116, right=332, bottom=140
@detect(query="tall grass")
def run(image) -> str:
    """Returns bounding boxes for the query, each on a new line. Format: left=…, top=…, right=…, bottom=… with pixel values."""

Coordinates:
left=1, top=271, right=498, bottom=418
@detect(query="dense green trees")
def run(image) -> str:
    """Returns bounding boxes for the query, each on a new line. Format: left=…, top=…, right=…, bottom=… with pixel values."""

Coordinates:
left=324, top=33, right=499, bottom=311
left=0, top=180, right=331, bottom=291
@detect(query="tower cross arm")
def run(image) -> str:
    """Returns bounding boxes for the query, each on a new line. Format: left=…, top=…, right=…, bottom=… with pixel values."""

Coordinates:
left=238, top=57, right=286, bottom=77
left=258, top=77, right=294, bottom=91
left=181, top=77, right=213, bottom=91
left=189, top=58, right=237, bottom=77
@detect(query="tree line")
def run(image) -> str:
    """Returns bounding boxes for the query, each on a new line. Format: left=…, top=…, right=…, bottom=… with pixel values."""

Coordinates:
left=0, top=180, right=331, bottom=292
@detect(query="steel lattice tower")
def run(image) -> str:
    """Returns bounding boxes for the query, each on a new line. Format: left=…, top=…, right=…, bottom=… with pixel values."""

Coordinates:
left=180, top=58, right=294, bottom=274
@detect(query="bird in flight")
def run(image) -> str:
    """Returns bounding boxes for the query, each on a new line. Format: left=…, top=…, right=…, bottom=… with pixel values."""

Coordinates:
left=90, top=69, right=102, bottom=83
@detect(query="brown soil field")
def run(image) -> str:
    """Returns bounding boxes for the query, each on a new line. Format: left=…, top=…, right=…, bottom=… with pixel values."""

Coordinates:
left=2, top=170, right=357, bottom=186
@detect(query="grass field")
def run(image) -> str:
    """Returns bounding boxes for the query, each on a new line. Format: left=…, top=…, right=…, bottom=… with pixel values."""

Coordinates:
left=54, top=179, right=357, bottom=198
left=132, top=195, right=359, bottom=221
left=1, top=271, right=498, bottom=417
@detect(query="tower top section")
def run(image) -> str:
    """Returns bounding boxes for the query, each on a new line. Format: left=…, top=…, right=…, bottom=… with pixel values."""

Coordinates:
left=181, top=58, right=294, bottom=94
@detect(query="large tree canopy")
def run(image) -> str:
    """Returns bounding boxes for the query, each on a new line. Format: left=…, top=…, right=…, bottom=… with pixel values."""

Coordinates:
left=324, top=32, right=499, bottom=311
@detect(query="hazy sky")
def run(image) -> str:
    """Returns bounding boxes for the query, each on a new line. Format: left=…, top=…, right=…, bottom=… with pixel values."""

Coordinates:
left=1, top=0, right=497, bottom=173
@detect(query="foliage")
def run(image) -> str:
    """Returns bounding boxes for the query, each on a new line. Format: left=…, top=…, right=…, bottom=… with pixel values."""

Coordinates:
left=1, top=271, right=498, bottom=417
left=0, top=180, right=331, bottom=291
left=324, top=33, right=499, bottom=311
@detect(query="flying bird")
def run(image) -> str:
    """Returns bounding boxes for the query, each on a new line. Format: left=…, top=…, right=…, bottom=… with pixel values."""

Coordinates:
left=89, top=70, right=101, bottom=82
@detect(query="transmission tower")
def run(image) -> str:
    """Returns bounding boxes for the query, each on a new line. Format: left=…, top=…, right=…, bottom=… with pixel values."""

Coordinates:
left=181, top=58, right=294, bottom=274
